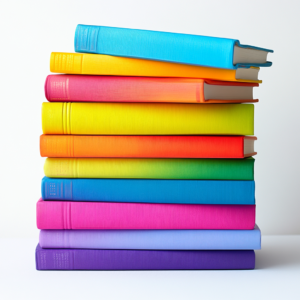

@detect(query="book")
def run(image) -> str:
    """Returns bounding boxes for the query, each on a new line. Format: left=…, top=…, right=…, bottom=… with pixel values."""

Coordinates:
left=39, top=225, right=261, bottom=250
left=50, top=52, right=261, bottom=83
left=36, top=245, right=255, bottom=270
left=45, top=75, right=259, bottom=104
left=40, top=135, right=257, bottom=158
left=42, top=103, right=254, bottom=135
left=44, top=157, right=255, bottom=180
left=36, top=199, right=255, bottom=229
left=75, top=24, right=272, bottom=69
left=41, top=177, right=255, bottom=205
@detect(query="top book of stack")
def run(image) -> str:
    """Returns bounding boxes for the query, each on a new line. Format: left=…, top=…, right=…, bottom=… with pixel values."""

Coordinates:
left=74, top=24, right=273, bottom=70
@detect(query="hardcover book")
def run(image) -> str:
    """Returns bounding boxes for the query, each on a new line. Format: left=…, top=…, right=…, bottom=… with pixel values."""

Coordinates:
left=42, top=102, right=254, bottom=135
left=40, top=135, right=257, bottom=158
left=74, top=24, right=272, bottom=69
left=36, top=199, right=256, bottom=230
left=44, top=157, right=255, bottom=180
left=45, top=75, right=259, bottom=103
left=50, top=52, right=262, bottom=83
left=36, top=245, right=255, bottom=270
left=39, top=225, right=261, bottom=250
left=41, top=177, right=255, bottom=205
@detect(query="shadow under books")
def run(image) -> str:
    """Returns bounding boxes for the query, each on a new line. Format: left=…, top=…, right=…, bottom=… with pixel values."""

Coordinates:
left=255, top=236, right=300, bottom=269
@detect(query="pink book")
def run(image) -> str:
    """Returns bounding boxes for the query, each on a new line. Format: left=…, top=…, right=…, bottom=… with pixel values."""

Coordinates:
left=44, top=75, right=258, bottom=104
left=36, top=199, right=255, bottom=230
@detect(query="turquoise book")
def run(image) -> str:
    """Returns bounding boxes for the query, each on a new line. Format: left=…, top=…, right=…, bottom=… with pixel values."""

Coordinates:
left=74, top=24, right=273, bottom=69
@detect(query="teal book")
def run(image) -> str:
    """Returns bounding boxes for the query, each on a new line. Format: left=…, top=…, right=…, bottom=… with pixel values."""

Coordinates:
left=75, top=24, right=273, bottom=69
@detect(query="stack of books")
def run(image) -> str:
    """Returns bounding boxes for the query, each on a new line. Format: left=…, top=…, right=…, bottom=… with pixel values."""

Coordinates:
left=36, top=24, right=273, bottom=270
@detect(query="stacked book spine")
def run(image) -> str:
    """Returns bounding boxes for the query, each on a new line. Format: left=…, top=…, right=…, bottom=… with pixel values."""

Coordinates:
left=36, top=24, right=273, bottom=270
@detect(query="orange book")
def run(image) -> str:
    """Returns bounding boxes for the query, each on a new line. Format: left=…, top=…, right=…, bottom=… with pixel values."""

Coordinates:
left=50, top=52, right=262, bottom=83
left=40, top=135, right=257, bottom=158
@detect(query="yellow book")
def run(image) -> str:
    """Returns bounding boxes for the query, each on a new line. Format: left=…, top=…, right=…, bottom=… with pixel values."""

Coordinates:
left=50, top=52, right=261, bottom=83
left=42, top=102, right=254, bottom=135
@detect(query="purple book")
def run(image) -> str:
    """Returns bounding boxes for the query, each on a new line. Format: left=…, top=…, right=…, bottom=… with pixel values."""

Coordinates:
left=35, top=245, right=255, bottom=270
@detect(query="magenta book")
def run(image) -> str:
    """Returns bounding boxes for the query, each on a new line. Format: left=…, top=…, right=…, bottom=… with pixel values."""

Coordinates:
left=44, top=75, right=258, bottom=103
left=36, top=199, right=255, bottom=230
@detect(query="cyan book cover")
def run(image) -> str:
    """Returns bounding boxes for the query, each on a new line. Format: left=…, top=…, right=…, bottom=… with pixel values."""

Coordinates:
left=75, top=24, right=273, bottom=69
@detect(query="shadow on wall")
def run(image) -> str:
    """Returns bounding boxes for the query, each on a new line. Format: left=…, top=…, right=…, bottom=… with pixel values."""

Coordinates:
left=255, top=236, right=300, bottom=269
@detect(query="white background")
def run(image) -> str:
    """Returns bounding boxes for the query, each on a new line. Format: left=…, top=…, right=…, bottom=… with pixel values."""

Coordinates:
left=1, top=0, right=299, bottom=238
left=0, top=1, right=300, bottom=299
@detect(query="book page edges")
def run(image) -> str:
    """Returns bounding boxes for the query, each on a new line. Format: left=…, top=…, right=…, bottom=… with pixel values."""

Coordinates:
left=244, top=152, right=257, bottom=157
left=205, top=99, right=258, bottom=104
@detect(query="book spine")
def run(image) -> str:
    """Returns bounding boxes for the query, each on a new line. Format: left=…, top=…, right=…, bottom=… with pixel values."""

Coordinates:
left=37, top=199, right=72, bottom=229
left=40, top=135, right=247, bottom=158
left=50, top=52, right=259, bottom=83
left=36, top=199, right=256, bottom=230
left=36, top=245, right=255, bottom=270
left=41, top=177, right=255, bottom=205
left=41, top=177, right=73, bottom=200
left=40, top=135, right=74, bottom=157
left=42, top=102, right=254, bottom=135
left=39, top=228, right=261, bottom=250
left=45, top=75, right=205, bottom=103
left=50, top=53, right=83, bottom=74
left=43, top=158, right=255, bottom=180
left=74, top=24, right=236, bottom=69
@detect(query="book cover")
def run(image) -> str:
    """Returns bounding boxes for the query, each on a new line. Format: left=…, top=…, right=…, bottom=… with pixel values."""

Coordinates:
left=41, top=177, right=255, bottom=205
left=42, top=102, right=254, bottom=135
left=40, top=135, right=257, bottom=158
left=36, top=199, right=256, bottom=230
left=36, top=245, right=255, bottom=270
left=74, top=24, right=272, bottom=69
left=44, top=157, right=255, bottom=180
left=39, top=225, right=261, bottom=250
left=50, top=52, right=262, bottom=83
left=45, top=75, right=259, bottom=103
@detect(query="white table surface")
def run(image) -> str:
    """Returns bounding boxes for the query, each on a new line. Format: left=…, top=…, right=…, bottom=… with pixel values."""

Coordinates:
left=0, top=236, right=299, bottom=300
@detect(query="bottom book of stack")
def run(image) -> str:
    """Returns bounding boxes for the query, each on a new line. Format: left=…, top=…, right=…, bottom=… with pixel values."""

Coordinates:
left=36, top=226, right=260, bottom=270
